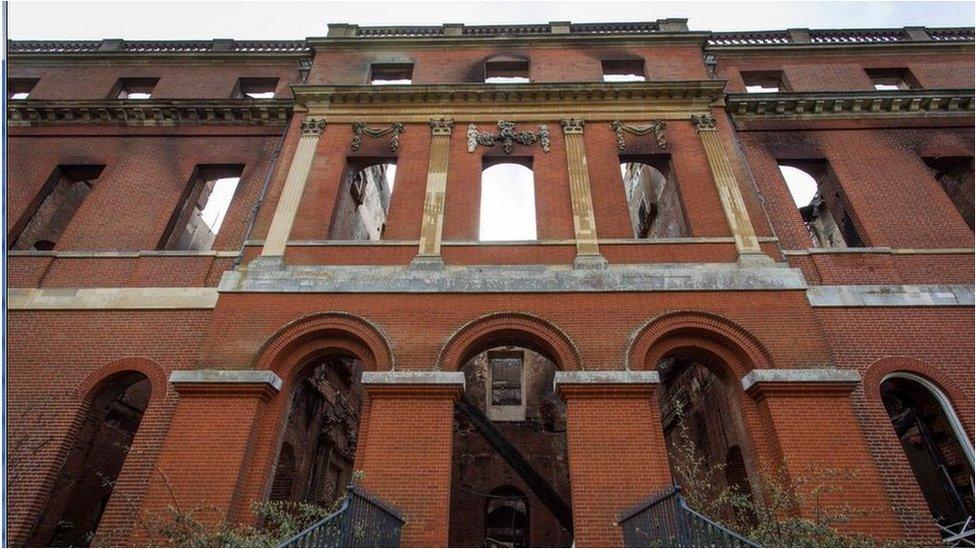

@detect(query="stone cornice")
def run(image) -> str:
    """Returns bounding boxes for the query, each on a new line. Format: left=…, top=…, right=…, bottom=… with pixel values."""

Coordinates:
left=293, top=81, right=725, bottom=120
left=726, top=89, right=975, bottom=122
left=706, top=27, right=973, bottom=55
left=7, top=99, right=293, bottom=127
left=7, top=39, right=310, bottom=61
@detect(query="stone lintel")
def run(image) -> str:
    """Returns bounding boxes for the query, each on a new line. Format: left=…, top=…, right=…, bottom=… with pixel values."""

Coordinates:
left=741, top=369, right=860, bottom=393
left=169, top=369, right=283, bottom=399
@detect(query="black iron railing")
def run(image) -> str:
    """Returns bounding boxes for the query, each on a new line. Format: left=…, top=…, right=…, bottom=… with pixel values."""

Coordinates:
left=618, top=485, right=759, bottom=548
left=279, top=485, right=404, bottom=548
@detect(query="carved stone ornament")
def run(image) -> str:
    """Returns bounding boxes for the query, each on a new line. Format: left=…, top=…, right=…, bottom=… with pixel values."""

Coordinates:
left=351, top=122, right=404, bottom=152
left=560, top=118, right=585, bottom=135
left=610, top=120, right=667, bottom=150
left=467, top=121, right=551, bottom=154
left=300, top=117, right=326, bottom=136
left=690, top=114, right=718, bottom=132
left=429, top=117, right=455, bottom=136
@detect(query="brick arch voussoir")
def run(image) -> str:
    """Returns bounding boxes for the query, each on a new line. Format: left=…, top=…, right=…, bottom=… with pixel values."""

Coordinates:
left=75, top=357, right=169, bottom=404
left=627, top=310, right=775, bottom=378
left=437, top=312, right=583, bottom=371
left=251, top=312, right=395, bottom=381
left=864, top=356, right=974, bottom=437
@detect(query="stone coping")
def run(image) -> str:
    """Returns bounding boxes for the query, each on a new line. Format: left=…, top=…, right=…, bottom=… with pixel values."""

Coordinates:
left=361, top=371, right=465, bottom=387
left=8, top=287, right=219, bottom=310
left=740, top=369, right=860, bottom=392
left=807, top=284, right=974, bottom=307
left=169, top=369, right=283, bottom=391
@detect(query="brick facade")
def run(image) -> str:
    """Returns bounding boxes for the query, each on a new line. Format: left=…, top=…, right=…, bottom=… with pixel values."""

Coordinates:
left=6, top=21, right=974, bottom=548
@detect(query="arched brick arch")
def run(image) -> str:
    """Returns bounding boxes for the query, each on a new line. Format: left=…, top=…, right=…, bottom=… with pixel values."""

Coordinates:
left=437, top=312, right=583, bottom=371
left=864, top=356, right=973, bottom=442
left=626, top=310, right=775, bottom=379
left=251, top=311, right=395, bottom=378
left=75, top=357, right=168, bottom=403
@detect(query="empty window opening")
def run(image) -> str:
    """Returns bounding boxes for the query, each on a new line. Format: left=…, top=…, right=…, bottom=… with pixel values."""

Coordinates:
left=161, top=165, right=243, bottom=251
left=924, top=157, right=974, bottom=230
left=8, top=78, right=39, bottom=99
left=778, top=161, right=864, bottom=248
left=620, top=158, right=688, bottom=238
left=271, top=354, right=364, bottom=505
left=866, top=68, right=919, bottom=91
left=234, top=77, right=278, bottom=99
left=485, top=58, right=530, bottom=84
left=11, top=165, right=103, bottom=251
left=741, top=71, right=787, bottom=93
left=112, top=77, right=158, bottom=100
left=485, top=486, right=530, bottom=548
left=602, top=59, right=646, bottom=82
left=881, top=375, right=974, bottom=539
left=27, top=372, right=150, bottom=547
left=479, top=162, right=537, bottom=241
left=451, top=345, right=571, bottom=547
left=369, top=63, right=413, bottom=85
left=329, top=162, right=397, bottom=240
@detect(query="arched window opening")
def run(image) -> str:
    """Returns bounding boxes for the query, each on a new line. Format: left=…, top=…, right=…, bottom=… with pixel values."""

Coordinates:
left=657, top=354, right=755, bottom=525
left=479, top=163, right=537, bottom=241
left=777, top=160, right=864, bottom=248
left=330, top=162, right=397, bottom=241
left=620, top=158, right=688, bottom=238
left=28, top=372, right=151, bottom=547
left=881, top=375, right=974, bottom=538
left=451, top=344, right=572, bottom=547
left=271, top=354, right=364, bottom=506
left=485, top=486, right=530, bottom=548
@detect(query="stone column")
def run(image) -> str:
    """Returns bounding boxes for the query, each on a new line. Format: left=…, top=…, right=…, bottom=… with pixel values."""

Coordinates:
left=743, top=369, right=902, bottom=542
left=260, top=117, right=325, bottom=259
left=555, top=371, right=672, bottom=548
left=412, top=118, right=454, bottom=270
left=691, top=114, right=766, bottom=261
left=356, top=372, right=464, bottom=547
left=560, top=118, right=607, bottom=269
left=132, top=371, right=281, bottom=543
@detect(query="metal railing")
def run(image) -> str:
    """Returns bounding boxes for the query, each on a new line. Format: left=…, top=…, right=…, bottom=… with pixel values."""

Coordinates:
left=618, top=486, right=759, bottom=548
left=279, top=485, right=404, bottom=548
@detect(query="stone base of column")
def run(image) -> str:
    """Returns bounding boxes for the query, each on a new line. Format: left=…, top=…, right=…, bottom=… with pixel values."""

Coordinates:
left=409, top=255, right=446, bottom=271
left=573, top=253, right=608, bottom=270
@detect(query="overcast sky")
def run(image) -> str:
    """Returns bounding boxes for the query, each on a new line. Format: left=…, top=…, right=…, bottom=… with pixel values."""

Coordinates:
left=6, top=1, right=974, bottom=41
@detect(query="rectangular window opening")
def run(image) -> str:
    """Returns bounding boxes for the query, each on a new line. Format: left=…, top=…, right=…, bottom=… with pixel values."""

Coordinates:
left=11, top=165, right=104, bottom=251
left=485, top=60, right=530, bottom=84
left=328, top=160, right=398, bottom=241
left=619, top=155, right=688, bottom=239
left=234, top=77, right=279, bottom=99
left=866, top=68, right=919, bottom=91
left=924, top=156, right=974, bottom=230
left=602, top=59, right=646, bottom=82
left=369, top=63, right=413, bottom=85
left=742, top=71, right=787, bottom=93
left=113, top=77, right=159, bottom=100
left=161, top=165, right=244, bottom=251
left=778, top=159, right=864, bottom=248
left=479, top=160, right=537, bottom=241
left=8, top=78, right=39, bottom=100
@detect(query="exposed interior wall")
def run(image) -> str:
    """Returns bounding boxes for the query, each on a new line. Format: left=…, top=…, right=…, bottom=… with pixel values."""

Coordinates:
left=12, top=166, right=101, bottom=251
left=329, top=164, right=393, bottom=240
left=621, top=160, right=688, bottom=239
left=450, top=346, right=572, bottom=548
left=925, top=156, right=975, bottom=231
left=270, top=355, right=364, bottom=506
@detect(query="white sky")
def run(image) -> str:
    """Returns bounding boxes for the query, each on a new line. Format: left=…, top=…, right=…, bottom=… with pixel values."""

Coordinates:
left=5, top=1, right=974, bottom=40
left=480, top=164, right=537, bottom=241
left=778, top=166, right=818, bottom=207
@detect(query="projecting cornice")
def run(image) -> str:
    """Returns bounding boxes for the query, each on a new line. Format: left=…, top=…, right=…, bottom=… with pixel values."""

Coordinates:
left=7, top=39, right=310, bottom=60
left=7, top=99, right=293, bottom=127
left=293, top=81, right=726, bottom=121
left=705, top=27, right=973, bottom=55
left=726, top=89, right=975, bottom=124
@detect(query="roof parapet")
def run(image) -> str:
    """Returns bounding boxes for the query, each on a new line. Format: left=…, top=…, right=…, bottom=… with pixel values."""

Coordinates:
left=325, top=19, right=690, bottom=38
left=7, top=38, right=311, bottom=55
left=707, top=26, right=973, bottom=47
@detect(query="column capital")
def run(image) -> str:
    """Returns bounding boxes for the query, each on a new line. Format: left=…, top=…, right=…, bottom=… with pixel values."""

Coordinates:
left=429, top=117, right=455, bottom=136
left=299, top=116, right=326, bottom=136
left=362, top=371, right=465, bottom=398
left=560, top=118, right=585, bottom=135
left=742, top=368, right=860, bottom=399
left=690, top=113, right=717, bottom=132
left=555, top=370, right=659, bottom=398
left=169, top=369, right=282, bottom=400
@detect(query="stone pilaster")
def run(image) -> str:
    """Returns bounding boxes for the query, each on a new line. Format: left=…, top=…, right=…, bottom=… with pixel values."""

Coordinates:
left=260, top=117, right=325, bottom=258
left=413, top=118, right=454, bottom=269
left=560, top=118, right=607, bottom=269
left=691, top=113, right=765, bottom=259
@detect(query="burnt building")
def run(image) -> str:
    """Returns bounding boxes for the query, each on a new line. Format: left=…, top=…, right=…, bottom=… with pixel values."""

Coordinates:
left=5, top=19, right=975, bottom=548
